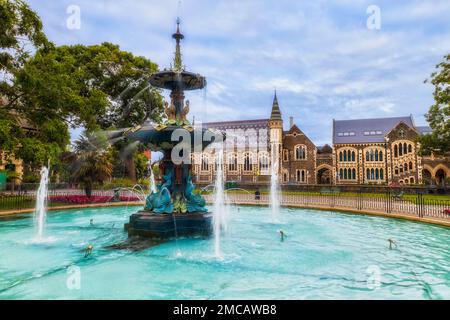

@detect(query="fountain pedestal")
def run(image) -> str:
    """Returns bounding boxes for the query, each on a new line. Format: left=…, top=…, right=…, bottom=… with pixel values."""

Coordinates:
left=125, top=211, right=212, bottom=239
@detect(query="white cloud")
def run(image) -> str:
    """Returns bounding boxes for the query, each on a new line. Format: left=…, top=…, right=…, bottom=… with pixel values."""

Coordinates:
left=27, top=0, right=450, bottom=144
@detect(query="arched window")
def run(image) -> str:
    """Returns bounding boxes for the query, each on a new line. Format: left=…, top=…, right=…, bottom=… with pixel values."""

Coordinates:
left=343, top=150, right=347, bottom=162
left=375, top=168, right=379, bottom=180
left=370, top=150, right=374, bottom=161
left=379, top=151, right=383, bottom=161
left=394, top=166, right=399, bottom=175
left=403, top=143, right=407, bottom=155
left=404, top=163, right=408, bottom=172
left=283, top=149, right=289, bottom=162
left=371, top=168, right=375, bottom=180
left=366, top=169, right=370, bottom=180
left=394, top=145, right=398, bottom=158
left=380, top=169, right=384, bottom=180
left=375, top=150, right=379, bottom=161
left=283, top=172, right=288, bottom=182
left=243, top=153, right=253, bottom=171
left=410, top=177, right=415, bottom=184
left=259, top=154, right=269, bottom=172
left=344, top=168, right=348, bottom=179
left=399, top=143, right=403, bottom=156
left=352, top=169, right=356, bottom=180
left=228, top=154, right=237, bottom=171
left=340, top=169, right=343, bottom=180
left=366, top=151, right=370, bottom=161
left=295, top=145, right=306, bottom=160
left=201, top=154, right=209, bottom=171
left=409, top=162, right=413, bottom=171
left=301, top=170, right=306, bottom=182
left=296, top=170, right=301, bottom=182
left=352, top=151, right=355, bottom=162
left=339, top=152, right=343, bottom=162
left=408, top=144, right=412, bottom=153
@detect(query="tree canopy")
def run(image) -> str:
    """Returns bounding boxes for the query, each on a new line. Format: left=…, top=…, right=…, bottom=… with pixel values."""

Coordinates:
left=420, top=53, right=450, bottom=155
left=1, top=1, right=163, bottom=172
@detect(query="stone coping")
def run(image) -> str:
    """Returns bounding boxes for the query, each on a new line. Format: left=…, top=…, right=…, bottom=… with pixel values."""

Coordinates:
left=1, top=200, right=448, bottom=228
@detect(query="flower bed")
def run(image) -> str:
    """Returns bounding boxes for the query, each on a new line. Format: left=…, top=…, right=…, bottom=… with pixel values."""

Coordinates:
left=49, top=195, right=140, bottom=205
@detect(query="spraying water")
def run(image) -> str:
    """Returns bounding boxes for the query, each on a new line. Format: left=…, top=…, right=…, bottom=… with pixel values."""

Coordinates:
left=149, top=164, right=157, bottom=194
left=270, top=149, right=280, bottom=222
left=34, top=166, right=49, bottom=239
left=212, top=148, right=227, bottom=258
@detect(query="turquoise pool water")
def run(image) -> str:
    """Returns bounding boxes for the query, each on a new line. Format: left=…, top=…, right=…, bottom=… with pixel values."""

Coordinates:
left=0, top=205, right=449, bottom=299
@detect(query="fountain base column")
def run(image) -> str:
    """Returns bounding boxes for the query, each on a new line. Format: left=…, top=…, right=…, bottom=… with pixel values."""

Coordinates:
left=125, top=211, right=213, bottom=239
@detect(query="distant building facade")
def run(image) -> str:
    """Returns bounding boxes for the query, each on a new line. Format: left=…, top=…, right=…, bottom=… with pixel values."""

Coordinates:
left=192, top=93, right=449, bottom=186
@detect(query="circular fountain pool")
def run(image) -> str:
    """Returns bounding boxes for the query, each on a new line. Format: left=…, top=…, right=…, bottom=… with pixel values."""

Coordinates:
left=0, top=206, right=448, bottom=299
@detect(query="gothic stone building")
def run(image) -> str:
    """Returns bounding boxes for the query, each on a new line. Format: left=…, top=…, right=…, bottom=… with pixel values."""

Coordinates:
left=192, top=93, right=329, bottom=186
left=192, top=93, right=449, bottom=186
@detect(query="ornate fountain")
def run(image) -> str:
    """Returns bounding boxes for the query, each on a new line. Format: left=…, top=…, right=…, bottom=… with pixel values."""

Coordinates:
left=124, top=19, right=220, bottom=239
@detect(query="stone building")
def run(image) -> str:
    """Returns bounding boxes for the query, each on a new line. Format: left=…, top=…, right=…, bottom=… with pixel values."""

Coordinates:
left=192, top=92, right=320, bottom=186
left=332, top=116, right=449, bottom=185
left=192, top=93, right=450, bottom=187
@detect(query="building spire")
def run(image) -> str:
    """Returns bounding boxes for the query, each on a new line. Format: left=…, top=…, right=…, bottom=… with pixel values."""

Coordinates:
left=172, top=17, right=184, bottom=71
left=270, top=90, right=282, bottom=121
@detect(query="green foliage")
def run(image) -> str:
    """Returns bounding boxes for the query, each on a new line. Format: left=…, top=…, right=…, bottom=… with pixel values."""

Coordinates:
left=11, top=43, right=163, bottom=131
left=420, top=53, right=450, bottom=155
left=102, top=178, right=136, bottom=189
left=69, top=133, right=113, bottom=196
left=0, top=3, right=165, bottom=177
left=134, top=152, right=149, bottom=180
left=0, top=0, right=50, bottom=78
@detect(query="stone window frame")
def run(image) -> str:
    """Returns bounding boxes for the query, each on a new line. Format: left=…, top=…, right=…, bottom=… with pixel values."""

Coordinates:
left=258, top=152, right=270, bottom=175
left=201, top=154, right=209, bottom=172
left=294, top=144, right=307, bottom=161
left=227, top=153, right=238, bottom=172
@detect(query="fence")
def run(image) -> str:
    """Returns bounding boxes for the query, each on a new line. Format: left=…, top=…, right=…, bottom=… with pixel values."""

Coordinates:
left=1, top=186, right=449, bottom=221
left=204, top=192, right=450, bottom=220
left=0, top=189, right=143, bottom=212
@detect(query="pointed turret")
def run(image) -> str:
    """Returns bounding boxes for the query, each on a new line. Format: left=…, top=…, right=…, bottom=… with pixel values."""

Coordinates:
left=270, top=90, right=282, bottom=121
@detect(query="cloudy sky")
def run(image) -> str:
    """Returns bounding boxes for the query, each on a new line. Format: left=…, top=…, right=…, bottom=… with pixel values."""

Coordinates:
left=28, top=0, right=450, bottom=145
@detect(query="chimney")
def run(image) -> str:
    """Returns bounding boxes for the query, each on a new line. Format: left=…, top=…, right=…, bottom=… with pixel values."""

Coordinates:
left=289, top=116, right=294, bottom=129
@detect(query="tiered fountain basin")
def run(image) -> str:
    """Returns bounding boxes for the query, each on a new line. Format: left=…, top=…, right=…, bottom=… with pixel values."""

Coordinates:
left=125, top=211, right=212, bottom=239
left=124, top=122, right=221, bottom=151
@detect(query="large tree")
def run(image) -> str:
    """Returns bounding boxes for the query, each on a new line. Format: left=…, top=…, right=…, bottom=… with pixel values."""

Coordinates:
left=2, top=43, right=163, bottom=171
left=420, top=54, right=450, bottom=155
left=0, top=0, right=49, bottom=91
left=1, top=2, right=163, bottom=178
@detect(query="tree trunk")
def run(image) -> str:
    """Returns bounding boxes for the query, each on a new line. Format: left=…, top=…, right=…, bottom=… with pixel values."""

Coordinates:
left=126, top=155, right=137, bottom=183
left=85, top=183, right=92, bottom=198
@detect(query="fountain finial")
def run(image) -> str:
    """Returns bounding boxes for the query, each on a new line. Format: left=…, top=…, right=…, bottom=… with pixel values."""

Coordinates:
left=172, top=17, right=184, bottom=71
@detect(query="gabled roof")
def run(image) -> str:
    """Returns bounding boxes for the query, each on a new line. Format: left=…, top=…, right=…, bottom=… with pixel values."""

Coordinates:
left=333, top=116, right=414, bottom=144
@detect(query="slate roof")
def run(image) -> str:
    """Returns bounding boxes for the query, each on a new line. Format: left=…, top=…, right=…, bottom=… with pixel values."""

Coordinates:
left=333, top=116, right=415, bottom=144
left=416, top=125, right=432, bottom=134
left=203, top=119, right=269, bottom=131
